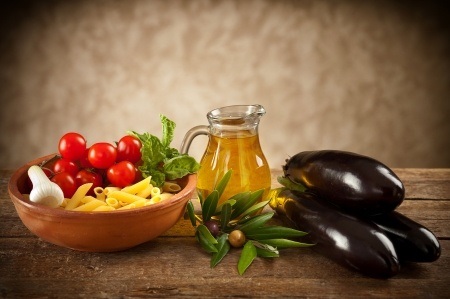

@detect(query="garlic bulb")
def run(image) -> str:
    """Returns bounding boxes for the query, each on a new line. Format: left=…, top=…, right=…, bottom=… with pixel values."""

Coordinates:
left=28, top=165, right=64, bottom=208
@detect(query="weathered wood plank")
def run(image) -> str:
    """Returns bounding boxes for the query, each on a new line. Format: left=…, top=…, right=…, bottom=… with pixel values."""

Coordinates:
left=0, top=238, right=449, bottom=298
left=1, top=168, right=449, bottom=298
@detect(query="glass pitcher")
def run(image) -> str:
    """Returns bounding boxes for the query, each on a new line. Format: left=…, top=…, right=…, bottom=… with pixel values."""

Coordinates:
left=180, top=104, right=271, bottom=204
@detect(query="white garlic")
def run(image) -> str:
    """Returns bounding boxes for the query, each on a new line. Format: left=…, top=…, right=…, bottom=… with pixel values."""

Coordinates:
left=28, top=165, right=64, bottom=208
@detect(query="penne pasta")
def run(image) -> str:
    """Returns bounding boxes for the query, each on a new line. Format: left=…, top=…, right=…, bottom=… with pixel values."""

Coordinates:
left=159, top=193, right=174, bottom=201
left=73, top=199, right=107, bottom=212
left=92, top=205, right=116, bottom=212
left=162, top=181, right=181, bottom=193
left=94, top=187, right=106, bottom=201
left=149, top=195, right=161, bottom=204
left=104, top=186, right=120, bottom=195
left=135, top=184, right=153, bottom=198
left=106, top=197, right=120, bottom=209
left=47, top=174, right=181, bottom=212
left=107, top=190, right=146, bottom=204
left=150, top=187, right=161, bottom=198
left=65, top=183, right=93, bottom=210
left=121, top=177, right=152, bottom=195
left=132, top=199, right=148, bottom=208
left=81, top=196, right=97, bottom=204
left=117, top=203, right=136, bottom=210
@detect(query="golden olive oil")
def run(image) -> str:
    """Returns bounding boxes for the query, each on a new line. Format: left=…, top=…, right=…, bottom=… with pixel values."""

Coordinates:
left=196, top=132, right=271, bottom=204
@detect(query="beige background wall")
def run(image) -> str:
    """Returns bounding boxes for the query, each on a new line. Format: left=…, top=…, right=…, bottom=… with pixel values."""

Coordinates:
left=1, top=0, right=449, bottom=170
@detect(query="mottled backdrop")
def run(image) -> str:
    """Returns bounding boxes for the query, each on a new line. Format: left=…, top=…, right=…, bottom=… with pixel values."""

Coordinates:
left=1, top=0, right=449, bottom=170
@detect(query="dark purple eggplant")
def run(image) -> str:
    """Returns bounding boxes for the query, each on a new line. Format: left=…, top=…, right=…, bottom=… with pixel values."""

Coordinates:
left=269, top=189, right=400, bottom=278
left=370, top=211, right=441, bottom=263
left=283, top=150, right=405, bottom=216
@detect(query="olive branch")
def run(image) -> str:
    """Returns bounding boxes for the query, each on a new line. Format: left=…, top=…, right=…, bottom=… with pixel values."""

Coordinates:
left=186, top=170, right=313, bottom=275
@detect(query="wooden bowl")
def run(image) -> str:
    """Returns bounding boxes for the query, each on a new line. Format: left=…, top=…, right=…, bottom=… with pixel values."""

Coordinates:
left=8, top=154, right=197, bottom=252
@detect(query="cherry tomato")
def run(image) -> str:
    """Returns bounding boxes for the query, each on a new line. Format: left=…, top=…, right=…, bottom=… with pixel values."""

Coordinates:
left=58, top=132, right=86, bottom=161
left=88, top=143, right=117, bottom=169
left=116, top=135, right=142, bottom=164
left=107, top=161, right=136, bottom=188
left=53, top=158, right=79, bottom=177
left=51, top=172, right=77, bottom=198
left=133, top=166, right=144, bottom=183
left=78, top=148, right=92, bottom=168
left=75, top=169, right=103, bottom=195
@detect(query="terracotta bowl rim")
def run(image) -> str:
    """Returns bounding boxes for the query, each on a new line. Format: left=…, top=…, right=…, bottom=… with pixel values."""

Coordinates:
left=8, top=153, right=197, bottom=219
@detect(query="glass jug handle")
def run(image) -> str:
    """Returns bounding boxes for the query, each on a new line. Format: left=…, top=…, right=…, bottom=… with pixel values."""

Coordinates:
left=180, top=125, right=209, bottom=154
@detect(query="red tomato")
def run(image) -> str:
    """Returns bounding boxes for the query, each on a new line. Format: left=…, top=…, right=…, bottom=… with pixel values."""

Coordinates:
left=78, top=148, right=92, bottom=168
left=116, top=135, right=142, bottom=164
left=58, top=132, right=86, bottom=161
left=107, top=161, right=136, bottom=188
left=75, top=169, right=103, bottom=195
left=88, top=143, right=117, bottom=169
left=53, top=158, right=79, bottom=177
left=51, top=172, right=77, bottom=198
left=133, top=166, right=144, bottom=183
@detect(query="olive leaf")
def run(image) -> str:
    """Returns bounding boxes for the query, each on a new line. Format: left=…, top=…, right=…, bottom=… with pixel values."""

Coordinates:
left=239, top=200, right=269, bottom=219
left=211, top=234, right=230, bottom=268
left=186, top=171, right=313, bottom=276
left=186, top=201, right=197, bottom=227
left=219, top=203, right=232, bottom=230
left=255, top=246, right=279, bottom=258
left=244, top=226, right=308, bottom=240
left=197, top=224, right=218, bottom=244
left=196, top=230, right=218, bottom=253
left=237, top=213, right=275, bottom=233
left=214, top=170, right=232, bottom=198
left=238, top=241, right=257, bottom=275
left=257, top=238, right=314, bottom=249
left=231, top=189, right=264, bottom=219
left=202, top=190, right=219, bottom=222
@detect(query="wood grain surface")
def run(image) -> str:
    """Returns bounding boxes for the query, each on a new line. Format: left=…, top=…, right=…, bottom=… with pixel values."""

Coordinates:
left=1, top=169, right=449, bottom=298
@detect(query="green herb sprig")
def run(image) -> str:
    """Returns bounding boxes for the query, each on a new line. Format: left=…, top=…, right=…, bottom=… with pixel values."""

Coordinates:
left=129, top=115, right=200, bottom=187
left=186, top=170, right=313, bottom=275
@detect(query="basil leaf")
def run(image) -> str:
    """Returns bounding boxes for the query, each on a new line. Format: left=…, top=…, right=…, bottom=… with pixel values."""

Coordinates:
left=211, top=234, right=230, bottom=268
left=202, top=190, right=219, bottom=222
left=244, top=226, right=308, bottom=240
left=160, top=114, right=175, bottom=148
left=257, top=238, right=314, bottom=249
left=238, top=213, right=274, bottom=233
left=163, top=155, right=201, bottom=180
left=129, top=115, right=200, bottom=187
left=238, top=241, right=257, bottom=275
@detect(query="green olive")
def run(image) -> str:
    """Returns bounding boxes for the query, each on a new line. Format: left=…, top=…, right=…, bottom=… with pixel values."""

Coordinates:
left=228, top=230, right=246, bottom=248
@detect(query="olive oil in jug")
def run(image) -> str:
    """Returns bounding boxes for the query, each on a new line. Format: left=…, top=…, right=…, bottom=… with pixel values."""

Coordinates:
left=181, top=105, right=271, bottom=204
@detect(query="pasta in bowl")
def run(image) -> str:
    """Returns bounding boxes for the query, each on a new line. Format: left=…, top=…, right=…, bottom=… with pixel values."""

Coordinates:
left=8, top=154, right=197, bottom=252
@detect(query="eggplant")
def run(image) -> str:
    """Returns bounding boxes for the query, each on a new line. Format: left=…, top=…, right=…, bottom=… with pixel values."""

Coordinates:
left=283, top=150, right=405, bottom=216
left=269, top=189, right=400, bottom=278
left=370, top=211, right=441, bottom=263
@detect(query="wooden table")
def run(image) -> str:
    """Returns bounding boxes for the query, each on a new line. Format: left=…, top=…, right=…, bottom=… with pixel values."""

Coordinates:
left=1, top=169, right=449, bottom=298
